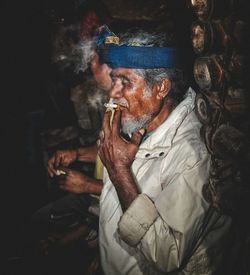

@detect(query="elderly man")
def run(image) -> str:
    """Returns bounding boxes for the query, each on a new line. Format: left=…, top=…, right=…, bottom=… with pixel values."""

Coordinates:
left=97, top=30, right=232, bottom=274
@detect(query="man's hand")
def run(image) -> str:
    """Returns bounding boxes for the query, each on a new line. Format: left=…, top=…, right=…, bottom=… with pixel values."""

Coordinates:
left=98, top=109, right=145, bottom=178
left=98, top=109, right=144, bottom=210
left=57, top=168, right=103, bottom=195
left=47, top=149, right=78, bottom=177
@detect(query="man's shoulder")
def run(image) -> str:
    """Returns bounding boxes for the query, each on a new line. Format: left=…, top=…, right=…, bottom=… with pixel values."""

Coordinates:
left=173, top=109, right=204, bottom=145
left=170, top=112, right=210, bottom=165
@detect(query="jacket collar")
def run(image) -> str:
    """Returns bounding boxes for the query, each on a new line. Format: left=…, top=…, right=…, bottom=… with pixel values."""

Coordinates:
left=136, top=87, right=196, bottom=159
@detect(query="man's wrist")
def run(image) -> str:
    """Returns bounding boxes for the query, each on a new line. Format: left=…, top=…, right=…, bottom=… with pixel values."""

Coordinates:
left=109, top=166, right=131, bottom=184
left=76, top=145, right=98, bottom=163
left=88, top=179, right=103, bottom=194
left=109, top=167, right=139, bottom=211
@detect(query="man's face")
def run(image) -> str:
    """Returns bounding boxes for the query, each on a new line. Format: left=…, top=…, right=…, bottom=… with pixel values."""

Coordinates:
left=91, top=52, right=112, bottom=91
left=110, top=68, right=163, bottom=135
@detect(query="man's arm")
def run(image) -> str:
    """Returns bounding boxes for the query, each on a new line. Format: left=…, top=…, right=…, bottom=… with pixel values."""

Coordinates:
left=98, top=109, right=179, bottom=271
left=98, top=109, right=225, bottom=273
left=47, top=145, right=98, bottom=177
left=107, top=167, right=139, bottom=211
left=98, top=109, right=177, bottom=272
left=117, top=155, right=228, bottom=273
left=98, top=109, right=144, bottom=211
left=76, top=144, right=98, bottom=163
left=58, top=168, right=103, bottom=195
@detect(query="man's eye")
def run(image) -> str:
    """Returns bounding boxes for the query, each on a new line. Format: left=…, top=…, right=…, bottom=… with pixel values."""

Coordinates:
left=111, top=77, right=118, bottom=84
left=122, top=79, right=129, bottom=85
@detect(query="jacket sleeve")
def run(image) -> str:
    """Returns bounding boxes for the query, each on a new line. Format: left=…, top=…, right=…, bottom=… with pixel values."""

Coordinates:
left=118, top=194, right=181, bottom=272
left=118, top=155, right=211, bottom=273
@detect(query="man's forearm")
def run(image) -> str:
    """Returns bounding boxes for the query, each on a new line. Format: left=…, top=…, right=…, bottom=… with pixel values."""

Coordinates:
left=110, top=168, right=139, bottom=211
left=76, top=144, right=98, bottom=163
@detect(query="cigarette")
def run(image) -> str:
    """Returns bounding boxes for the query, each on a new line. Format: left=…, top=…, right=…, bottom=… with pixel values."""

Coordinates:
left=104, top=103, right=118, bottom=109
left=56, top=169, right=66, bottom=175
left=104, top=98, right=118, bottom=128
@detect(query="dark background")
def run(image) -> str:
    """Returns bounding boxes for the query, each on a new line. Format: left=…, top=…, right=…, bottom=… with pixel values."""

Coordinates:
left=3, top=0, right=194, bottom=247
left=2, top=0, right=209, bottom=273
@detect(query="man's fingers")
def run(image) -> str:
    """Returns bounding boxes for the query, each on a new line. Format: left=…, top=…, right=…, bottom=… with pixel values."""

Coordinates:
left=96, top=139, right=101, bottom=147
left=47, top=167, right=54, bottom=177
left=47, top=152, right=73, bottom=177
left=58, top=167, right=69, bottom=173
left=55, top=154, right=62, bottom=168
left=131, top=129, right=146, bottom=146
left=102, top=111, right=112, bottom=137
left=47, top=163, right=57, bottom=178
left=56, top=167, right=73, bottom=178
left=112, top=108, right=121, bottom=136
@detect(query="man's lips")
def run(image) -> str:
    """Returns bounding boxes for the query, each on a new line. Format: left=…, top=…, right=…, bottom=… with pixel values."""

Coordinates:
left=113, top=101, right=129, bottom=110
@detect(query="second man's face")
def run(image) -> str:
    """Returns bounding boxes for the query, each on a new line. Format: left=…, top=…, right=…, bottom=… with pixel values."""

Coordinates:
left=91, top=52, right=112, bottom=91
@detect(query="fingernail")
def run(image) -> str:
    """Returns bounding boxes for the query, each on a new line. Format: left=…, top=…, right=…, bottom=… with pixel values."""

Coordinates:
left=138, top=129, right=146, bottom=135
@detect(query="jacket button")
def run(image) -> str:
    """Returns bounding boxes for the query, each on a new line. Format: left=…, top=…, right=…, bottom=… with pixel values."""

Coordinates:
left=159, top=152, right=164, bottom=156
left=145, top=153, right=150, bottom=157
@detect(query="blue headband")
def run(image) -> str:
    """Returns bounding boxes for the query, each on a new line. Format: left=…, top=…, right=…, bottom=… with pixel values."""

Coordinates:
left=101, top=45, right=181, bottom=69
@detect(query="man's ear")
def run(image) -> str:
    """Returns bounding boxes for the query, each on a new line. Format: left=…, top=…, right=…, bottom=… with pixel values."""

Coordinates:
left=155, top=79, right=172, bottom=100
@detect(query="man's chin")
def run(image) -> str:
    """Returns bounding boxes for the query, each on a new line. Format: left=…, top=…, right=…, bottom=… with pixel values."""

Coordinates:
left=121, top=120, right=146, bottom=136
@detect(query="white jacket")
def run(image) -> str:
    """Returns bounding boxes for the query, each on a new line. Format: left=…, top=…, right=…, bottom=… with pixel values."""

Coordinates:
left=99, top=88, right=231, bottom=275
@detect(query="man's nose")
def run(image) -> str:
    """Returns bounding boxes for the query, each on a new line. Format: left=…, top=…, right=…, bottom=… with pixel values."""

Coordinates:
left=109, top=82, right=123, bottom=99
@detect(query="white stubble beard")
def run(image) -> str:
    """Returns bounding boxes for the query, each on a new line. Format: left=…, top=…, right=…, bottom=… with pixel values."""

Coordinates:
left=121, top=114, right=152, bottom=136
